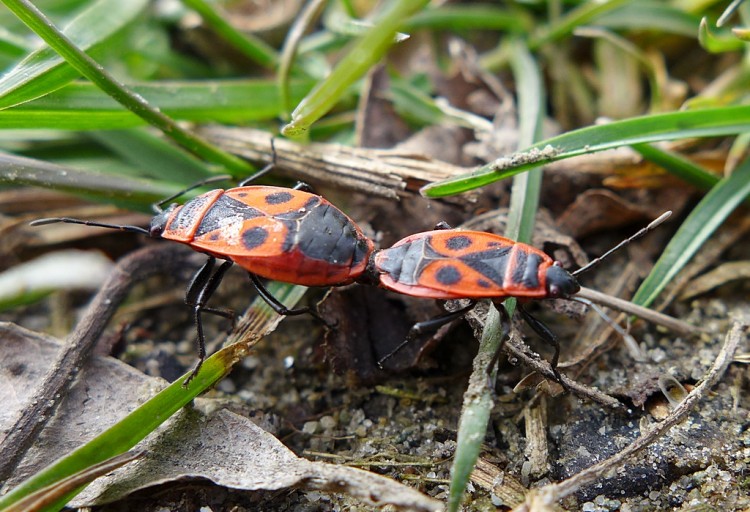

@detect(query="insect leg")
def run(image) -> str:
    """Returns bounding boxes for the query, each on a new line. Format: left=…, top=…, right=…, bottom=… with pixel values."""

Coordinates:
left=185, top=257, right=234, bottom=320
left=153, top=175, right=231, bottom=213
left=238, top=138, right=278, bottom=186
left=184, top=257, right=235, bottom=384
left=292, top=182, right=314, bottom=192
left=434, top=221, right=453, bottom=230
left=517, top=303, right=565, bottom=385
left=185, top=257, right=216, bottom=308
left=248, top=273, right=330, bottom=326
left=377, top=301, right=477, bottom=369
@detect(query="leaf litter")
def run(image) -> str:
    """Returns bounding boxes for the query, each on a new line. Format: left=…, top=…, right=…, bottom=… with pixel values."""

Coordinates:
left=0, top=321, right=441, bottom=511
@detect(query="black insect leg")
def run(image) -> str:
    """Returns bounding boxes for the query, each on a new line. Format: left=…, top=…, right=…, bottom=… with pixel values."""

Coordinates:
left=153, top=175, right=231, bottom=213
left=292, top=181, right=314, bottom=192
left=433, top=221, right=452, bottom=230
left=517, top=303, right=566, bottom=386
left=239, top=139, right=278, bottom=186
left=377, top=300, right=477, bottom=369
left=184, top=256, right=235, bottom=384
left=248, top=273, right=331, bottom=327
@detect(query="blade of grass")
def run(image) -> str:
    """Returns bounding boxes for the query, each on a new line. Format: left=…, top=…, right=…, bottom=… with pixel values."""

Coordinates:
left=403, top=4, right=533, bottom=32
left=181, top=0, right=278, bottom=69
left=421, top=105, right=750, bottom=197
left=278, top=0, right=327, bottom=121
left=631, top=155, right=750, bottom=308
left=528, top=0, right=631, bottom=50
left=282, top=0, right=430, bottom=137
left=2, top=451, right=143, bottom=512
left=574, top=27, right=662, bottom=113
left=0, top=79, right=316, bottom=129
left=594, top=1, right=701, bottom=36
left=90, top=130, right=214, bottom=183
left=447, top=39, right=544, bottom=512
left=631, top=142, right=719, bottom=190
left=2, top=0, right=253, bottom=176
left=0, top=281, right=307, bottom=511
left=0, top=152, right=174, bottom=211
left=0, top=0, right=149, bottom=109
left=698, top=17, right=745, bottom=53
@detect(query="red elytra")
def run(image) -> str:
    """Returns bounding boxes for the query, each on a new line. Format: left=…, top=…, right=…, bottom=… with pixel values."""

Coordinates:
left=150, top=185, right=374, bottom=286
left=369, top=229, right=580, bottom=301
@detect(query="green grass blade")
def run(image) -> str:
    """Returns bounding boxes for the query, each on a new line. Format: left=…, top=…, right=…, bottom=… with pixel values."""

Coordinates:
left=698, top=16, right=745, bottom=53
left=0, top=79, right=316, bottom=129
left=89, top=130, right=213, bottom=183
left=181, top=0, right=278, bottom=69
left=528, top=0, right=630, bottom=50
left=631, top=143, right=719, bottom=190
left=282, top=0, right=430, bottom=137
left=0, top=152, right=175, bottom=210
left=0, top=282, right=306, bottom=511
left=594, top=1, right=701, bottom=36
left=421, top=105, right=750, bottom=197
left=631, top=156, right=750, bottom=308
left=447, top=39, right=544, bottom=512
left=447, top=304, right=507, bottom=512
left=2, top=0, right=253, bottom=176
left=0, top=0, right=149, bottom=109
left=403, top=4, right=533, bottom=32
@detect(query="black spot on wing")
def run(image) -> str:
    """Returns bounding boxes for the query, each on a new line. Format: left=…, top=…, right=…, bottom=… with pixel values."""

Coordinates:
left=195, top=195, right=264, bottom=237
left=436, top=265, right=461, bottom=285
left=445, top=235, right=472, bottom=250
left=242, top=226, right=268, bottom=250
left=477, top=279, right=492, bottom=288
left=265, top=191, right=293, bottom=204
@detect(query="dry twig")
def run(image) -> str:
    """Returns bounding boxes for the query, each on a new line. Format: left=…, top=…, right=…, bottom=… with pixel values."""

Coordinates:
left=517, top=320, right=746, bottom=510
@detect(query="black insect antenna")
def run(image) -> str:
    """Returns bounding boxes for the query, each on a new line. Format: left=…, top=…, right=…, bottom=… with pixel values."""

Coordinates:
left=30, top=217, right=151, bottom=236
left=571, top=211, right=672, bottom=278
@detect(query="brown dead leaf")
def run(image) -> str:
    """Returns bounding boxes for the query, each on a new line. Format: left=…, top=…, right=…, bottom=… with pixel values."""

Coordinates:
left=72, top=408, right=442, bottom=511
left=678, top=260, right=750, bottom=300
left=0, top=322, right=442, bottom=511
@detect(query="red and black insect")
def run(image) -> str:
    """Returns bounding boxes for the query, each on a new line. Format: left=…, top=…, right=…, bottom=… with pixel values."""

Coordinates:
left=33, top=178, right=374, bottom=380
left=371, top=229, right=579, bottom=301
left=366, top=213, right=671, bottom=378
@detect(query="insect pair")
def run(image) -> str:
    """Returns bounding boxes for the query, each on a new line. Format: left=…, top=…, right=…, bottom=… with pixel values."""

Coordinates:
left=33, top=175, right=669, bottom=383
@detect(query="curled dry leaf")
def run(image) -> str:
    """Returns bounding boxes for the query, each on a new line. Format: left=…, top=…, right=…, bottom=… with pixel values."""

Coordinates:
left=678, top=260, right=750, bottom=300
left=0, top=322, right=441, bottom=512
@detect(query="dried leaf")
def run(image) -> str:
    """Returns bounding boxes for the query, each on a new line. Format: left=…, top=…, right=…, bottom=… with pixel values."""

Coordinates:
left=678, top=260, right=750, bottom=300
left=0, top=323, right=441, bottom=511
